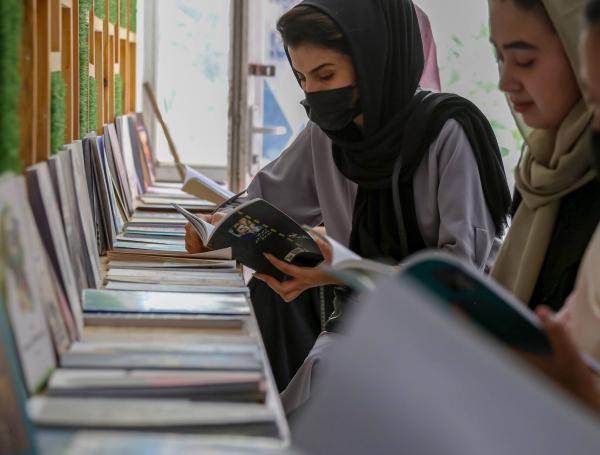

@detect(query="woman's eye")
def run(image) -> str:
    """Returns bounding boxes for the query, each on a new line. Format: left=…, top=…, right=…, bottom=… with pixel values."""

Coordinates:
left=319, top=74, right=334, bottom=81
left=516, top=60, right=535, bottom=68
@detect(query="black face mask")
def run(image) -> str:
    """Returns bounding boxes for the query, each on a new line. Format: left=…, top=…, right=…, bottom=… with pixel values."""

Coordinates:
left=300, top=85, right=361, bottom=132
left=592, top=130, right=600, bottom=182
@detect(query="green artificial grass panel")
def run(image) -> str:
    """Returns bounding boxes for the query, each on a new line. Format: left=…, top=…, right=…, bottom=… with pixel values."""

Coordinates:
left=115, top=73, right=123, bottom=117
left=50, top=72, right=66, bottom=155
left=109, top=0, right=118, bottom=24
left=130, top=0, right=137, bottom=32
left=79, top=0, right=91, bottom=135
left=89, top=76, right=98, bottom=132
left=0, top=0, right=23, bottom=173
left=120, top=0, right=127, bottom=26
left=95, top=0, right=105, bottom=20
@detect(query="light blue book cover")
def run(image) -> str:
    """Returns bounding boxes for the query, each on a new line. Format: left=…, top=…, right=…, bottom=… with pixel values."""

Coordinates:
left=82, top=289, right=250, bottom=315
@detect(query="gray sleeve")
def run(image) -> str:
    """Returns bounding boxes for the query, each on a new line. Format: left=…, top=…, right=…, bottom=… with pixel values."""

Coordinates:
left=246, top=124, right=323, bottom=227
left=415, top=119, right=497, bottom=268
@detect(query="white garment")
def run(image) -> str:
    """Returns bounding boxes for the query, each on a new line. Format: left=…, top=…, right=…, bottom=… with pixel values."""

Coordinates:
left=561, top=225, right=600, bottom=362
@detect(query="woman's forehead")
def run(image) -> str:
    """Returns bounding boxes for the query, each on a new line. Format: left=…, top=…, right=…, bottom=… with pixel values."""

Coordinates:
left=489, top=0, right=554, bottom=45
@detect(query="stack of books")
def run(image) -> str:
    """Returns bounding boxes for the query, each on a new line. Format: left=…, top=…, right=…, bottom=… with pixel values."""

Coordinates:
left=0, top=113, right=288, bottom=452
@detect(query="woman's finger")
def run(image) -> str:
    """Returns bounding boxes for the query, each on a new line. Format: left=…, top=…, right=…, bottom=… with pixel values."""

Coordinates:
left=314, top=236, right=333, bottom=264
left=536, top=306, right=583, bottom=368
left=264, top=253, right=305, bottom=277
left=255, top=273, right=307, bottom=302
left=254, top=273, right=299, bottom=296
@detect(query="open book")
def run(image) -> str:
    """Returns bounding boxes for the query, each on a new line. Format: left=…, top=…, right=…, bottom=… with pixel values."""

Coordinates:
left=173, top=199, right=323, bottom=281
left=399, top=251, right=600, bottom=372
left=180, top=165, right=235, bottom=205
left=315, top=234, right=398, bottom=290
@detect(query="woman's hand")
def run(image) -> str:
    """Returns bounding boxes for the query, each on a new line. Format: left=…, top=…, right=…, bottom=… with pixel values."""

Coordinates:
left=184, top=212, right=225, bottom=253
left=522, top=306, right=600, bottom=412
left=254, top=236, right=340, bottom=302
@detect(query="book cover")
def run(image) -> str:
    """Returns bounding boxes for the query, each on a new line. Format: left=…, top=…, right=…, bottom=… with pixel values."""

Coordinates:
left=0, top=291, right=38, bottom=454
left=59, top=350, right=262, bottom=371
left=25, top=163, right=84, bottom=335
left=104, top=281, right=249, bottom=294
left=82, top=289, right=250, bottom=315
left=181, top=165, right=234, bottom=205
left=0, top=177, right=57, bottom=395
left=176, top=199, right=324, bottom=281
left=105, top=268, right=246, bottom=287
left=47, top=369, right=265, bottom=403
left=28, top=397, right=278, bottom=436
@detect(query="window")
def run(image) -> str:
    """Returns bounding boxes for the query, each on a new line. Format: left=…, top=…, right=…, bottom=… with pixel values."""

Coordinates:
left=153, top=0, right=232, bottom=170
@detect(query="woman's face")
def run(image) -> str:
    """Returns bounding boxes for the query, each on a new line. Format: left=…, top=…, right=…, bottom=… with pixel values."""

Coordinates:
left=580, top=25, right=600, bottom=129
left=288, top=43, right=356, bottom=93
left=489, top=0, right=581, bottom=129
left=288, top=43, right=363, bottom=126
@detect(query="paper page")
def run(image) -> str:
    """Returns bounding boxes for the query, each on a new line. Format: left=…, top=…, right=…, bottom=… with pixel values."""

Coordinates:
left=184, top=165, right=235, bottom=201
left=172, top=203, right=215, bottom=244
left=323, top=235, right=362, bottom=267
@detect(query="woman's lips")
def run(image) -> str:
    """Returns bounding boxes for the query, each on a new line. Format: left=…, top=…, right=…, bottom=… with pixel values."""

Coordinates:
left=512, top=100, right=535, bottom=113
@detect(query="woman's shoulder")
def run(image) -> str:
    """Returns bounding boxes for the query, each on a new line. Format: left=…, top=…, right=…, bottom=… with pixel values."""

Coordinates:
left=429, top=118, right=473, bottom=162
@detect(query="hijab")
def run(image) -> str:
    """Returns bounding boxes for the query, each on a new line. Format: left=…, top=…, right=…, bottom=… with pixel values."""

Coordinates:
left=415, top=4, right=442, bottom=92
left=491, top=0, right=596, bottom=304
left=290, top=0, right=511, bottom=261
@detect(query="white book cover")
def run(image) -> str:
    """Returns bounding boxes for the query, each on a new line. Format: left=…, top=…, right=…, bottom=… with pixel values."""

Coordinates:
left=181, top=164, right=235, bottom=204
left=105, top=269, right=245, bottom=287
left=104, top=281, right=249, bottom=294
left=117, top=116, right=142, bottom=204
left=0, top=176, right=57, bottom=394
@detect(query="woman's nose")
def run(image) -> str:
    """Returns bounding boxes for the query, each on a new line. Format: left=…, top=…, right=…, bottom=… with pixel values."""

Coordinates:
left=304, top=79, right=316, bottom=93
left=498, top=63, right=521, bottom=94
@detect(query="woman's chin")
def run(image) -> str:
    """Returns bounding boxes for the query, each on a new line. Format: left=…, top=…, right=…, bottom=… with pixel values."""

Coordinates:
left=520, top=111, right=556, bottom=130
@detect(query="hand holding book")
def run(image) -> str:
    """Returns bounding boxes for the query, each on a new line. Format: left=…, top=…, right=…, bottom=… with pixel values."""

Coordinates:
left=254, top=236, right=342, bottom=303
left=174, top=199, right=324, bottom=281
left=184, top=213, right=226, bottom=253
left=518, top=306, right=600, bottom=412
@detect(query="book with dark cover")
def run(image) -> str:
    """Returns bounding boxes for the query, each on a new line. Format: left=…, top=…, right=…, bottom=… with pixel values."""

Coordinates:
left=175, top=199, right=324, bottom=281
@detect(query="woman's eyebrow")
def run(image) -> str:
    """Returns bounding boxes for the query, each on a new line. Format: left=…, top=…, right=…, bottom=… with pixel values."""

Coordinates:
left=292, top=63, right=334, bottom=78
left=308, top=63, right=335, bottom=75
left=502, top=40, right=539, bottom=51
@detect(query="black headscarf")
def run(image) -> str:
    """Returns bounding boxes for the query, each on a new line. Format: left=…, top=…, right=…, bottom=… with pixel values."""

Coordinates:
left=290, top=0, right=511, bottom=261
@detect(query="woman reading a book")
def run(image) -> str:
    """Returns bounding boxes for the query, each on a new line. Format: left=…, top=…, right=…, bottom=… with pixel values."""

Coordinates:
left=489, top=0, right=600, bottom=312
left=251, top=0, right=511, bottom=311
left=187, top=3, right=454, bottom=392
left=233, top=0, right=512, bottom=412
left=499, top=0, right=600, bottom=413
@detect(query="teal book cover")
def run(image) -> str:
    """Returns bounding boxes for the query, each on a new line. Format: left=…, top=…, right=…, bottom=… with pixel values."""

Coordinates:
left=0, top=297, right=39, bottom=454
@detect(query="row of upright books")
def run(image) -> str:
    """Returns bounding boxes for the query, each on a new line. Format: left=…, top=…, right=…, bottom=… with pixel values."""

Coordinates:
left=0, top=113, right=289, bottom=454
